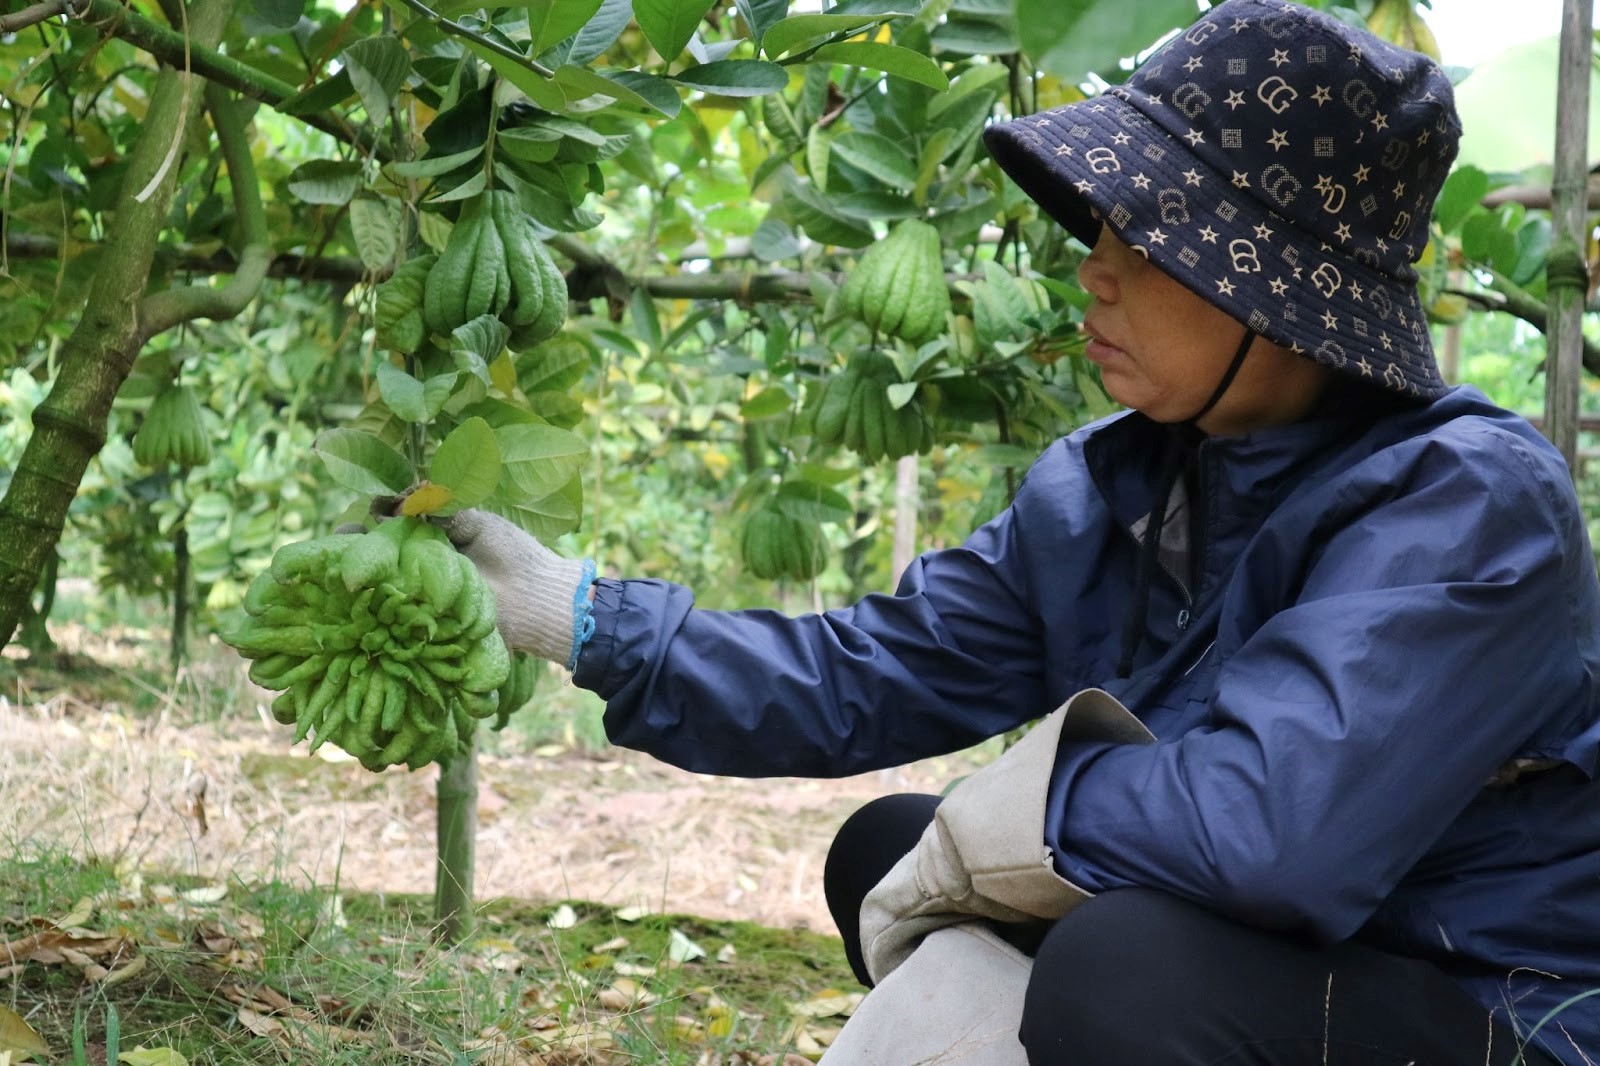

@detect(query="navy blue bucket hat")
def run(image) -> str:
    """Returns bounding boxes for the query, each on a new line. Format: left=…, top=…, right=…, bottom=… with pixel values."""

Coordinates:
left=983, top=0, right=1461, bottom=399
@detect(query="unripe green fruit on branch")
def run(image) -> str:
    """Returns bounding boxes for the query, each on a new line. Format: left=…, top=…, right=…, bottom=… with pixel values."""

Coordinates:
left=133, top=383, right=211, bottom=468
left=838, top=219, right=952, bottom=347
left=419, top=191, right=570, bottom=346
left=809, top=350, right=935, bottom=464
left=741, top=504, right=827, bottom=582
left=220, top=518, right=510, bottom=772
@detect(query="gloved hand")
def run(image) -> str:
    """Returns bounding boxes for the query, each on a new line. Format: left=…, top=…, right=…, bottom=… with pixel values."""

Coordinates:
left=442, top=508, right=595, bottom=668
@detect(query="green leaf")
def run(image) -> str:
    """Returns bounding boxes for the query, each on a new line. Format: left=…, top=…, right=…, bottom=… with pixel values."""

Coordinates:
left=429, top=416, right=501, bottom=509
left=596, top=70, right=681, bottom=117
left=484, top=480, right=582, bottom=540
left=632, top=0, right=717, bottom=62
left=931, top=15, right=1017, bottom=55
left=740, top=385, right=792, bottom=419
left=1018, top=0, right=1194, bottom=79
left=831, top=131, right=918, bottom=192
left=914, top=127, right=955, bottom=204
left=927, top=62, right=1006, bottom=120
left=518, top=337, right=591, bottom=393
left=429, top=170, right=488, bottom=204
left=390, top=146, right=483, bottom=179
left=736, top=0, right=787, bottom=45
left=972, top=443, right=1043, bottom=469
left=1433, top=164, right=1490, bottom=235
left=342, top=36, right=411, bottom=118
left=805, top=42, right=948, bottom=91
left=313, top=428, right=414, bottom=496
left=495, top=423, right=590, bottom=499
left=886, top=380, right=919, bottom=410
left=568, top=0, right=634, bottom=65
left=522, top=0, right=606, bottom=54
left=276, top=70, right=354, bottom=115
left=751, top=217, right=802, bottom=261
left=376, top=360, right=455, bottom=423
left=780, top=175, right=874, bottom=247
left=671, top=60, right=790, bottom=98
left=463, top=40, right=567, bottom=111
left=246, top=0, right=304, bottom=34
left=775, top=480, right=852, bottom=525
left=451, top=315, right=512, bottom=372
left=286, top=159, right=362, bottom=206
left=763, top=12, right=908, bottom=58
left=348, top=197, right=400, bottom=274
left=554, top=64, right=663, bottom=112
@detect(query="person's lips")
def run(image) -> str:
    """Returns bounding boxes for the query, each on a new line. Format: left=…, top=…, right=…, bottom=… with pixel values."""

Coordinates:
left=1083, top=321, right=1123, bottom=364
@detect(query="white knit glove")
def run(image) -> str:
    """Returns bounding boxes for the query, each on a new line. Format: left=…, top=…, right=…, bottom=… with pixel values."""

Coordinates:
left=442, top=509, right=595, bottom=667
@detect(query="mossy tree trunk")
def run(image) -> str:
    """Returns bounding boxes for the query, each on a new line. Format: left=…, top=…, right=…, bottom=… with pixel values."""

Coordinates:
left=0, top=2, right=271, bottom=649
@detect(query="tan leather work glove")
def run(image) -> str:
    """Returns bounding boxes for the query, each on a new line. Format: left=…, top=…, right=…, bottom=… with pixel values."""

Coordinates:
left=443, top=509, right=595, bottom=668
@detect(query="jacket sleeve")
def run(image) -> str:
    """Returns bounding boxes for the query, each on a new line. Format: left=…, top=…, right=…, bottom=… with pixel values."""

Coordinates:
left=1046, top=423, right=1600, bottom=942
left=572, top=447, right=1081, bottom=778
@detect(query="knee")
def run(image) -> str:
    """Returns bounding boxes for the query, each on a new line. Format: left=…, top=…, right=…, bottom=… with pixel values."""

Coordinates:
left=1019, top=889, right=1201, bottom=1060
left=823, top=793, right=940, bottom=886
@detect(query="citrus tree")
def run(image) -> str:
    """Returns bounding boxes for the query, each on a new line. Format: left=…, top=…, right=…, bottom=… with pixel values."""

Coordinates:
left=2, top=0, right=1580, bottom=933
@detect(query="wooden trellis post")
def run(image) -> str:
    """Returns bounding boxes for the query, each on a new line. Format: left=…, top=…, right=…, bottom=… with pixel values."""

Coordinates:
left=1544, top=0, right=1594, bottom=474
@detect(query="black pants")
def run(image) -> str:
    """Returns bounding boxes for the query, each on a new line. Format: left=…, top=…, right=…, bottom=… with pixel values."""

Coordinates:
left=823, top=794, right=1556, bottom=1066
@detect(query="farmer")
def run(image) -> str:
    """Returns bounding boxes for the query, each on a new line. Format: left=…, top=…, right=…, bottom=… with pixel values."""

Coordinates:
left=438, top=1, right=1600, bottom=1062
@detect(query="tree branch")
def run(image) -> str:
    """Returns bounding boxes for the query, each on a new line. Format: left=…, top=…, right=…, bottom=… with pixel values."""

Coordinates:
left=83, top=0, right=369, bottom=154
left=0, top=0, right=87, bottom=34
left=136, top=84, right=275, bottom=341
left=395, top=0, right=554, bottom=78
left=1449, top=275, right=1600, bottom=376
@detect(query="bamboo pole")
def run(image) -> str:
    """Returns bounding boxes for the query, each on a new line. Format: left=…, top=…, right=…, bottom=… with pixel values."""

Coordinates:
left=1543, top=0, right=1593, bottom=472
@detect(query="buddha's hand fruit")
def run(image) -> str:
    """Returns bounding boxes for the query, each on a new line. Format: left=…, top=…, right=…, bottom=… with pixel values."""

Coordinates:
left=740, top=504, right=827, bottom=582
left=809, top=350, right=934, bottom=464
left=133, top=384, right=211, bottom=469
left=837, top=219, right=951, bottom=346
left=221, top=517, right=510, bottom=772
left=420, top=191, right=568, bottom=347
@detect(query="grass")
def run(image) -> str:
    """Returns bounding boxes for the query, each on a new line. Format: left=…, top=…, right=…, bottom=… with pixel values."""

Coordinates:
left=2, top=602, right=860, bottom=1064
left=0, top=847, right=854, bottom=1064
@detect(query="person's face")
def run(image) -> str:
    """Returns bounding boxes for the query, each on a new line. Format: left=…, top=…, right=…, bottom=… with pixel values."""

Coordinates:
left=1076, top=224, right=1330, bottom=435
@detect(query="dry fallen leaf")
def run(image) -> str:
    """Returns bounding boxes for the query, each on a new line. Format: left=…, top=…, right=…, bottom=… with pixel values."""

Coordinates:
left=0, top=1005, right=48, bottom=1060
left=545, top=904, right=578, bottom=930
left=118, top=1046, right=189, bottom=1065
left=55, top=897, right=96, bottom=930
left=788, top=989, right=859, bottom=1020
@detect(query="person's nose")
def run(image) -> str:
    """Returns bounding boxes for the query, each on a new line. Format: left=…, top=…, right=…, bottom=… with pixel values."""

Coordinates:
left=1077, top=240, right=1118, bottom=303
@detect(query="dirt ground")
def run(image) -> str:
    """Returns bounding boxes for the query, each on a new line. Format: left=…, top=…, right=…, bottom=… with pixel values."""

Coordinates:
left=2, top=633, right=991, bottom=938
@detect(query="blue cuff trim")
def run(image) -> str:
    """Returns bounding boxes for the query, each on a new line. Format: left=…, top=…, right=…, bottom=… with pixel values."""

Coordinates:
left=566, top=558, right=598, bottom=671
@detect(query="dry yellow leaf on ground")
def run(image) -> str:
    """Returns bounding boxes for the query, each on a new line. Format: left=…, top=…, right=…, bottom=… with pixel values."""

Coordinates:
left=0, top=1005, right=48, bottom=1060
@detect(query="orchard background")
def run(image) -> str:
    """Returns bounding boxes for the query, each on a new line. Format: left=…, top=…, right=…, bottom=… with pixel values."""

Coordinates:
left=1, top=0, right=1596, bottom=1062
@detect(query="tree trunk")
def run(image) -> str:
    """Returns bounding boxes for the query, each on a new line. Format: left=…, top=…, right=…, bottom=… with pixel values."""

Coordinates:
left=16, top=550, right=58, bottom=655
left=170, top=523, right=189, bottom=676
left=0, top=0, right=250, bottom=649
left=433, top=734, right=478, bottom=945
left=891, top=455, right=919, bottom=588
left=1544, top=0, right=1594, bottom=473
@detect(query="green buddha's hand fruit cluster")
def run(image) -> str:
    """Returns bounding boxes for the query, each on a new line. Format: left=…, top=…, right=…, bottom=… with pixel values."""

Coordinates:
left=420, top=190, right=568, bottom=347
left=837, top=219, right=951, bottom=346
left=221, top=518, right=510, bottom=772
left=740, top=505, right=826, bottom=582
left=490, top=651, right=541, bottom=732
left=810, top=351, right=934, bottom=463
left=133, top=383, right=212, bottom=468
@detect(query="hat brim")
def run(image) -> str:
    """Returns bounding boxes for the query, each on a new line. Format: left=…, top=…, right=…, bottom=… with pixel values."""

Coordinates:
left=983, top=98, right=1447, bottom=400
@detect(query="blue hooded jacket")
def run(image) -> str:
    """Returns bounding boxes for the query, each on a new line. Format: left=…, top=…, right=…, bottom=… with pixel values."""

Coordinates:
left=573, top=384, right=1600, bottom=1064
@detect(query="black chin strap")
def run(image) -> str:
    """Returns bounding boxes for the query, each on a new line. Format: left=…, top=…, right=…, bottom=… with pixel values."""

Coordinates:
left=1114, top=328, right=1256, bottom=679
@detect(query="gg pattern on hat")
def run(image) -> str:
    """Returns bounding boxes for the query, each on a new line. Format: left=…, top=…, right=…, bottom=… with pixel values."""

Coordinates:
left=983, top=0, right=1461, bottom=399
